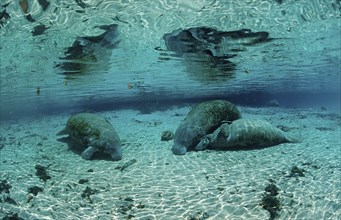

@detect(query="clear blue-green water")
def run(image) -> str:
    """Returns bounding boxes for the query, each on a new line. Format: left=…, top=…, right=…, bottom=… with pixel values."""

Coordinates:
left=0, top=1, right=340, bottom=219
left=0, top=0, right=340, bottom=119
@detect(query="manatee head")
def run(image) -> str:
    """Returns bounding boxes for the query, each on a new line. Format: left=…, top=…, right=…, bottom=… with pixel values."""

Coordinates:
left=90, top=138, right=122, bottom=161
left=172, top=123, right=204, bottom=155
left=220, top=123, right=230, bottom=138
left=218, top=123, right=232, bottom=144
left=106, top=145, right=122, bottom=161
left=103, top=140, right=122, bottom=161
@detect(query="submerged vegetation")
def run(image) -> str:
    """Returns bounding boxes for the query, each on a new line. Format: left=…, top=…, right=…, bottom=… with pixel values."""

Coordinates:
left=81, top=186, right=98, bottom=203
left=67, top=117, right=100, bottom=140
left=0, top=179, right=11, bottom=194
left=261, top=182, right=281, bottom=220
left=35, top=164, right=51, bottom=182
left=289, top=166, right=305, bottom=177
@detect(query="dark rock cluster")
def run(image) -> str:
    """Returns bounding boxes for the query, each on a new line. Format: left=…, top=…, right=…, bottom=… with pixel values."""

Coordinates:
left=0, top=179, right=11, bottom=194
left=81, top=186, right=98, bottom=203
left=161, top=130, right=174, bottom=141
left=28, top=186, right=43, bottom=196
left=289, top=166, right=305, bottom=178
left=35, top=164, right=51, bottom=182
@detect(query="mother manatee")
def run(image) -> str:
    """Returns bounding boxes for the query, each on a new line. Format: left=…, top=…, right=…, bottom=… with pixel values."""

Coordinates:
left=172, top=100, right=241, bottom=155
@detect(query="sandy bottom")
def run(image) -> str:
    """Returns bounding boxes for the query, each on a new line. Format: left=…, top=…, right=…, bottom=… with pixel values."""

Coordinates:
left=0, top=105, right=340, bottom=220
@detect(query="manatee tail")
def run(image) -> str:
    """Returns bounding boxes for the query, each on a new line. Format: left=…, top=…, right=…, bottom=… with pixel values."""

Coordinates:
left=285, top=133, right=303, bottom=143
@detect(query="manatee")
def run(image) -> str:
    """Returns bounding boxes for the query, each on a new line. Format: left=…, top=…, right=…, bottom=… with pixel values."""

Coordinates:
left=57, top=113, right=122, bottom=161
left=196, top=119, right=301, bottom=151
left=172, top=100, right=241, bottom=155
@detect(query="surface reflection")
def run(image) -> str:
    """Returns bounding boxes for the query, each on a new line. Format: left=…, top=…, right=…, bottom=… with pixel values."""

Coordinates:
left=55, top=23, right=120, bottom=76
left=159, top=27, right=275, bottom=83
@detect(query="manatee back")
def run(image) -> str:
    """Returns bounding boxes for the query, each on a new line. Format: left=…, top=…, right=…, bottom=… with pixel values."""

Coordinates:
left=184, top=100, right=241, bottom=130
left=65, top=113, right=121, bottom=147
left=224, top=119, right=290, bottom=148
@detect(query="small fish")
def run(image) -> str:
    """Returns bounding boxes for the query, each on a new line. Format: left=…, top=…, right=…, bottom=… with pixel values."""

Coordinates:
left=115, top=159, right=137, bottom=172
left=19, top=0, right=35, bottom=22
left=19, top=0, right=28, bottom=14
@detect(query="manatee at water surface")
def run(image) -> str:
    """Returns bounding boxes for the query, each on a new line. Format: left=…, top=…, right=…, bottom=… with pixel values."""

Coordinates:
left=172, top=100, right=241, bottom=155
left=57, top=113, right=122, bottom=161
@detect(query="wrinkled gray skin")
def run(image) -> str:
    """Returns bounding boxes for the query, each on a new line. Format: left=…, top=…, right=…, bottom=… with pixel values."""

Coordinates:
left=57, top=113, right=122, bottom=161
left=196, top=119, right=301, bottom=150
left=172, top=100, right=241, bottom=155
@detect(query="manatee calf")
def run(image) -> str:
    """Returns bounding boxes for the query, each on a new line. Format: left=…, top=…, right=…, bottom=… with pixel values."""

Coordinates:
left=57, top=113, right=122, bottom=161
left=196, top=119, right=301, bottom=151
left=172, top=100, right=241, bottom=155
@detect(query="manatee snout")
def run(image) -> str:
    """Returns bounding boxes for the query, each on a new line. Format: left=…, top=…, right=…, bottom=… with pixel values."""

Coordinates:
left=105, top=145, right=122, bottom=161
left=172, top=125, right=196, bottom=155
left=92, top=139, right=122, bottom=161
left=110, top=151, right=122, bottom=161
left=171, top=144, right=187, bottom=155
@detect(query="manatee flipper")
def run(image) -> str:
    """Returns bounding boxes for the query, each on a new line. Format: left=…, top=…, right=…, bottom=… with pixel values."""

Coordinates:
left=81, top=146, right=98, bottom=160
left=283, top=133, right=302, bottom=143
left=195, top=137, right=210, bottom=151
left=195, top=122, right=231, bottom=151
left=199, top=123, right=229, bottom=149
